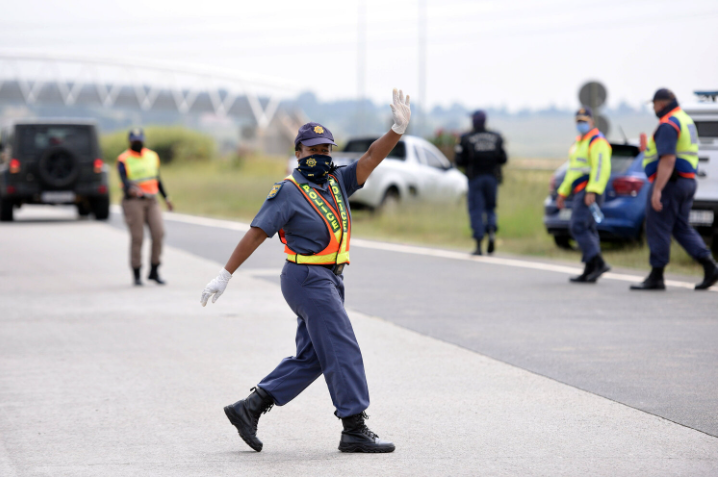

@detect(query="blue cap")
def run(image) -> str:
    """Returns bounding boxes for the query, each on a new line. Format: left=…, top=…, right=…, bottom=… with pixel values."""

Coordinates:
left=576, top=107, right=593, bottom=121
left=128, top=128, right=145, bottom=142
left=470, top=110, right=486, bottom=122
left=295, top=122, right=337, bottom=147
left=651, top=88, right=676, bottom=102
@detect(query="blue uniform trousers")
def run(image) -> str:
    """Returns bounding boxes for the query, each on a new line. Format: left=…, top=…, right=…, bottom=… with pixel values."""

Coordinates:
left=468, top=174, right=498, bottom=240
left=257, top=261, right=370, bottom=418
left=646, top=178, right=711, bottom=268
left=570, top=190, right=602, bottom=263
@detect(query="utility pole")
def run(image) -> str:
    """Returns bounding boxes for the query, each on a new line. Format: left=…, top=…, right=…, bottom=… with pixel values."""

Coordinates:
left=357, top=0, right=366, bottom=135
left=418, top=0, right=427, bottom=138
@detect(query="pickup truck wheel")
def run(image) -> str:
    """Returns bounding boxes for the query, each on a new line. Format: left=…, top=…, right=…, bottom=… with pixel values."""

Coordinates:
left=553, top=234, right=572, bottom=250
left=379, top=188, right=400, bottom=214
left=0, top=197, right=14, bottom=222
left=91, top=196, right=110, bottom=220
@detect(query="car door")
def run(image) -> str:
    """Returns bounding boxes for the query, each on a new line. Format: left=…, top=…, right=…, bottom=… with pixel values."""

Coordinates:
left=418, top=144, right=454, bottom=200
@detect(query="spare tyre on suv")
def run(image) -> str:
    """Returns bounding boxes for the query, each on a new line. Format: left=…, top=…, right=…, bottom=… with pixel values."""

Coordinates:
left=0, top=120, right=110, bottom=221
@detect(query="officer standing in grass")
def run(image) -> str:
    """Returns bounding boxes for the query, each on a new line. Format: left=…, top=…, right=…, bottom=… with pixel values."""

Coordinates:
left=556, top=107, right=612, bottom=283
left=630, top=88, right=718, bottom=291
left=117, top=128, right=174, bottom=286
left=455, top=110, right=508, bottom=255
left=200, top=89, right=411, bottom=453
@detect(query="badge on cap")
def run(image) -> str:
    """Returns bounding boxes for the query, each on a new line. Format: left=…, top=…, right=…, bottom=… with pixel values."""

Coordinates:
left=267, top=182, right=284, bottom=199
left=313, top=126, right=324, bottom=134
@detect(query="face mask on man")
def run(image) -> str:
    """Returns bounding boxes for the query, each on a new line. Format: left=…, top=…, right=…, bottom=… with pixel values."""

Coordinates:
left=576, top=121, right=591, bottom=135
left=297, top=154, right=334, bottom=183
left=130, top=141, right=144, bottom=153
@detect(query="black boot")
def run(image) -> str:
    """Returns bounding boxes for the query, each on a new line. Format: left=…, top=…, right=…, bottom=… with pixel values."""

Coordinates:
left=487, top=227, right=496, bottom=255
left=695, top=256, right=718, bottom=290
left=472, top=239, right=483, bottom=256
left=338, top=412, right=395, bottom=453
left=148, top=263, right=165, bottom=285
left=569, top=259, right=594, bottom=283
left=133, top=267, right=143, bottom=286
left=224, top=387, right=274, bottom=452
left=630, top=267, right=666, bottom=290
left=585, top=254, right=610, bottom=283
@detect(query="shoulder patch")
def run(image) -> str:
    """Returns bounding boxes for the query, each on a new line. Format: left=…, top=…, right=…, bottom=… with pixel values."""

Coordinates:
left=267, top=182, right=284, bottom=199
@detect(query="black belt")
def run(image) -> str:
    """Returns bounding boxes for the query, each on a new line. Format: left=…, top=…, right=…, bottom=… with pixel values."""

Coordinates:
left=287, top=261, right=345, bottom=276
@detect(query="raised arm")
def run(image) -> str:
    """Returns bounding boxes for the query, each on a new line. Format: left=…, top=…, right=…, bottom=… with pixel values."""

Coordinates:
left=356, top=89, right=411, bottom=186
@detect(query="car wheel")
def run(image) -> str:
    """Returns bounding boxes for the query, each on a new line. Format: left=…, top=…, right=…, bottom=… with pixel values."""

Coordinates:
left=553, top=234, right=572, bottom=250
left=0, top=197, right=13, bottom=222
left=91, top=196, right=110, bottom=220
left=378, top=187, right=400, bottom=214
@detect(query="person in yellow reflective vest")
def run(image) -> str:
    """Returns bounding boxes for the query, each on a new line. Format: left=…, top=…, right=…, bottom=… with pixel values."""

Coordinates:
left=199, top=89, right=411, bottom=454
left=117, top=128, right=174, bottom=286
left=556, top=107, right=612, bottom=283
left=630, top=89, right=718, bottom=291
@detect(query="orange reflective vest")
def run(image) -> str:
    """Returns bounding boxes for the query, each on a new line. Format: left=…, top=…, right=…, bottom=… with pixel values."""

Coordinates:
left=117, top=148, right=160, bottom=195
left=279, top=174, right=351, bottom=266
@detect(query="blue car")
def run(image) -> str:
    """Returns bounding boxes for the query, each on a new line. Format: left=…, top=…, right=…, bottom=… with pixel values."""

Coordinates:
left=544, top=143, right=647, bottom=249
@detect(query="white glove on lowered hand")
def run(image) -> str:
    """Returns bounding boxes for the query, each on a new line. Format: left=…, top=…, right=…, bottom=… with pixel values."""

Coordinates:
left=390, top=88, right=411, bottom=135
left=200, top=268, right=233, bottom=307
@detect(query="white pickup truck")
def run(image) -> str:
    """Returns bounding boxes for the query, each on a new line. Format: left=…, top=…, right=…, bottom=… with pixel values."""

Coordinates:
left=685, top=91, right=718, bottom=253
left=287, top=135, right=468, bottom=210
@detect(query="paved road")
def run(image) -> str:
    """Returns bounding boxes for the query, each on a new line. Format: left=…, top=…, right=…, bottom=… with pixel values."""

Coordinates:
left=104, top=209, right=718, bottom=439
left=0, top=205, right=716, bottom=476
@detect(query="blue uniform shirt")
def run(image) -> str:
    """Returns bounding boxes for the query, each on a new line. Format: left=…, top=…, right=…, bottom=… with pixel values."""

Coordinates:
left=251, top=162, right=363, bottom=255
left=655, top=119, right=679, bottom=157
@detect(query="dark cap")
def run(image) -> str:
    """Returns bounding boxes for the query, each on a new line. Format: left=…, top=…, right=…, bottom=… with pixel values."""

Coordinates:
left=470, top=110, right=486, bottom=121
left=575, top=107, right=593, bottom=121
left=294, top=122, right=337, bottom=147
left=651, top=88, right=676, bottom=102
left=128, top=128, right=145, bottom=142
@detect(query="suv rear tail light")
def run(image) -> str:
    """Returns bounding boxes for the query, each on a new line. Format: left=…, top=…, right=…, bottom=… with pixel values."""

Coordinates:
left=93, top=159, right=103, bottom=173
left=613, top=176, right=644, bottom=196
left=7, top=186, right=16, bottom=194
left=9, top=158, right=20, bottom=174
left=98, top=185, right=107, bottom=194
left=639, top=133, right=647, bottom=152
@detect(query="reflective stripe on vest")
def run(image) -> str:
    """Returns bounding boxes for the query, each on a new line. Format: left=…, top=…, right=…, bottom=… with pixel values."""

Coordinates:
left=118, top=148, right=160, bottom=195
left=643, top=107, right=699, bottom=182
left=280, top=174, right=351, bottom=265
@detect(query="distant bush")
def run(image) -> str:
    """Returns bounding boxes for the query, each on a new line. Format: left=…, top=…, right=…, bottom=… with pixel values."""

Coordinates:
left=101, top=126, right=216, bottom=164
left=430, top=128, right=460, bottom=162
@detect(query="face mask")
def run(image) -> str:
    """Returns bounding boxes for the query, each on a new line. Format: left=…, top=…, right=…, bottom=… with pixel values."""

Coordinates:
left=576, top=122, right=591, bottom=135
left=297, top=154, right=333, bottom=183
left=130, top=141, right=144, bottom=153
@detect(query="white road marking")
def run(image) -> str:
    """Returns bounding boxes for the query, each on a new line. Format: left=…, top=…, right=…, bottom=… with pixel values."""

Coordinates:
left=124, top=207, right=715, bottom=292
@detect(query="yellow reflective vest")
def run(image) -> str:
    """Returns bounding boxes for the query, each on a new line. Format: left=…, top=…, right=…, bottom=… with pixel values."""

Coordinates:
left=117, top=148, right=160, bottom=195
left=643, top=107, right=699, bottom=182
left=557, top=128, right=612, bottom=197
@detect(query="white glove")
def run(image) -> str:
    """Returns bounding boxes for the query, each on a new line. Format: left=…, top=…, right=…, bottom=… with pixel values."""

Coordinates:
left=390, top=88, right=411, bottom=135
left=200, top=268, right=233, bottom=307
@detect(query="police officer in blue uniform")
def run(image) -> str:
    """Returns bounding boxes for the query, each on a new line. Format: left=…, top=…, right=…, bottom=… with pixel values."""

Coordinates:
left=631, top=88, right=718, bottom=291
left=455, top=110, right=508, bottom=255
left=200, top=89, right=411, bottom=453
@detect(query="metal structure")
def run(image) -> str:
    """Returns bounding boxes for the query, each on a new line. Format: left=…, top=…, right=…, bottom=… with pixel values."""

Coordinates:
left=0, top=50, right=297, bottom=129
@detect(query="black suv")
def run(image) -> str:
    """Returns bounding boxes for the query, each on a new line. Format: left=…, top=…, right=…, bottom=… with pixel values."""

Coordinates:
left=0, top=120, right=110, bottom=221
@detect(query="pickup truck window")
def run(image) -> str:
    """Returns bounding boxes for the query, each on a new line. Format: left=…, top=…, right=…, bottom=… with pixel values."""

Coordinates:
left=344, top=139, right=406, bottom=160
left=695, top=121, right=718, bottom=138
left=422, top=147, right=449, bottom=169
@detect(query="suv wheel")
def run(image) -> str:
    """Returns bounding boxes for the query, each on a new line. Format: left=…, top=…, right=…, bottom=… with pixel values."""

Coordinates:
left=91, top=196, right=110, bottom=220
left=38, top=146, right=80, bottom=189
left=0, top=197, right=13, bottom=222
left=553, top=234, right=572, bottom=250
left=77, top=201, right=91, bottom=217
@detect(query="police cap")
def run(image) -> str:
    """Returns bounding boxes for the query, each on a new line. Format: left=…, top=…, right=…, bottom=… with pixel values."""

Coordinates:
left=294, top=122, right=337, bottom=147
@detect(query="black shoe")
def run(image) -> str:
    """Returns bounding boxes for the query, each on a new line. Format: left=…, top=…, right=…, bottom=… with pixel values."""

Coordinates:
left=472, top=239, right=483, bottom=256
left=630, top=267, right=666, bottom=290
left=338, top=412, right=395, bottom=453
left=133, top=268, right=143, bottom=286
left=487, top=229, right=496, bottom=255
left=695, top=257, right=718, bottom=290
left=569, top=260, right=593, bottom=283
left=585, top=255, right=610, bottom=283
left=224, top=387, right=274, bottom=452
left=148, top=263, right=165, bottom=285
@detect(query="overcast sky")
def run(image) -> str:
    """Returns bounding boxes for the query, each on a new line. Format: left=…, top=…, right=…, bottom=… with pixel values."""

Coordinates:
left=1, top=0, right=717, bottom=112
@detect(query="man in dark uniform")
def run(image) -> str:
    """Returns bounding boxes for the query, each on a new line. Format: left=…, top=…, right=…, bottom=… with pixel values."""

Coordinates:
left=455, top=110, right=508, bottom=255
left=631, top=88, right=718, bottom=290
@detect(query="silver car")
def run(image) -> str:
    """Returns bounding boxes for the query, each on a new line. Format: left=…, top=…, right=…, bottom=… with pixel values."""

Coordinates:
left=287, top=135, right=468, bottom=209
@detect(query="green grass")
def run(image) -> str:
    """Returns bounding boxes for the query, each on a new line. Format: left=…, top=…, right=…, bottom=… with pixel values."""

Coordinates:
left=109, top=155, right=708, bottom=278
